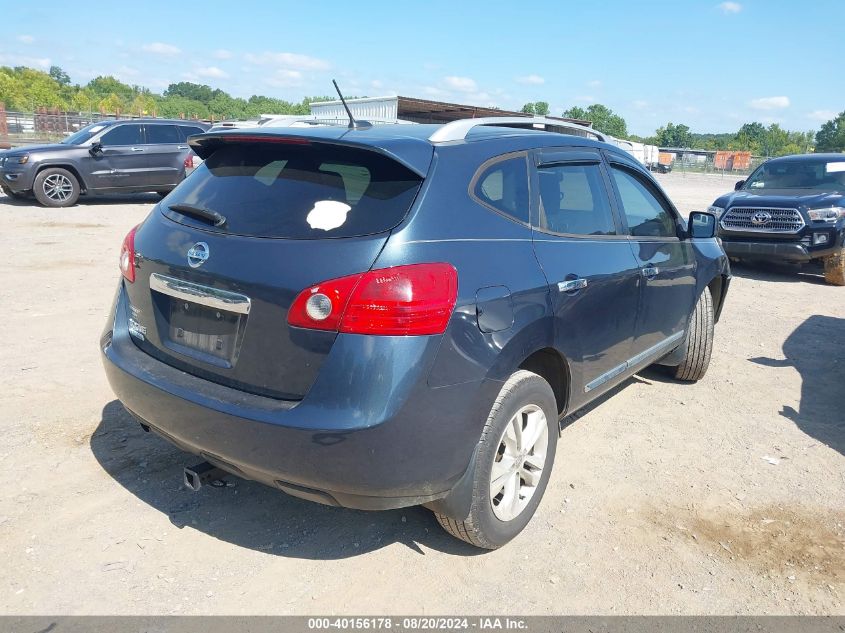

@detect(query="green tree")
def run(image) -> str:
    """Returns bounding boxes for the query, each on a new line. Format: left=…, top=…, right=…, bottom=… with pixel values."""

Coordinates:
left=87, top=76, right=134, bottom=103
left=49, top=65, right=71, bottom=86
left=562, top=103, right=627, bottom=137
left=816, top=111, right=845, bottom=152
left=163, top=82, right=215, bottom=103
left=521, top=101, right=549, bottom=116
left=98, top=93, right=124, bottom=115
left=654, top=122, right=692, bottom=148
left=130, top=93, right=157, bottom=116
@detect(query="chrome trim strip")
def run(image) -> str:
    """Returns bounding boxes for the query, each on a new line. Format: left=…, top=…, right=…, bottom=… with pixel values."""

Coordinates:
left=584, top=330, right=685, bottom=393
left=429, top=116, right=606, bottom=143
left=149, top=273, right=251, bottom=315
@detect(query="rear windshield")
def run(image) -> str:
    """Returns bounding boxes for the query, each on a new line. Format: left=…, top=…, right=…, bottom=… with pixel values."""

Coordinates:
left=162, top=142, right=423, bottom=238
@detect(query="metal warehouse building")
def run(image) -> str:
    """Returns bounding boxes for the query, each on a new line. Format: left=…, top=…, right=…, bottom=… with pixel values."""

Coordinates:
left=310, top=95, right=593, bottom=130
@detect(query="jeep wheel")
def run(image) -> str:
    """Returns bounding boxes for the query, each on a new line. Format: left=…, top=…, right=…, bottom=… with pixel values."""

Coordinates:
left=673, top=286, right=714, bottom=382
left=433, top=370, right=557, bottom=549
left=33, top=168, right=80, bottom=208
left=823, top=250, right=845, bottom=286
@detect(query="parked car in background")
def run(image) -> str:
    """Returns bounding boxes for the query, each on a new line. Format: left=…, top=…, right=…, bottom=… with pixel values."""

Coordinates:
left=710, top=153, right=845, bottom=285
left=0, top=119, right=209, bottom=207
left=101, top=116, right=729, bottom=549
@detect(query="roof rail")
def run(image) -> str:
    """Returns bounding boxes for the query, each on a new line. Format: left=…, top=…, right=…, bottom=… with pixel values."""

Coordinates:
left=428, top=116, right=607, bottom=143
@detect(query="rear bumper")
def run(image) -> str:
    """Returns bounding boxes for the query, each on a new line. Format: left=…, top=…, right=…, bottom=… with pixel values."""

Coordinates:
left=101, top=282, right=497, bottom=510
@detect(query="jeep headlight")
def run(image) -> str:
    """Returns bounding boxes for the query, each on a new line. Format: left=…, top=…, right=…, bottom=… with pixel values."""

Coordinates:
left=808, top=207, right=845, bottom=222
left=707, top=205, right=725, bottom=217
left=12, top=154, right=29, bottom=165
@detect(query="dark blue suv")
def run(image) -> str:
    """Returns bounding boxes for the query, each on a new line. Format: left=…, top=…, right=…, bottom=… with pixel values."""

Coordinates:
left=100, top=117, right=730, bottom=548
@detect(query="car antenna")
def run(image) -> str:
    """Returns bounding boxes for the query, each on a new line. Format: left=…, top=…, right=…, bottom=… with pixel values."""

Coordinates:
left=332, top=79, right=372, bottom=130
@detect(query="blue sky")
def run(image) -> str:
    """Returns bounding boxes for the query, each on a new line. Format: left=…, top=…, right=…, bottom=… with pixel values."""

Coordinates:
left=4, top=0, right=843, bottom=136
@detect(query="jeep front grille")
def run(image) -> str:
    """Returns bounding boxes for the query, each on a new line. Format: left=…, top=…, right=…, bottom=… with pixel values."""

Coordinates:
left=720, top=207, right=805, bottom=234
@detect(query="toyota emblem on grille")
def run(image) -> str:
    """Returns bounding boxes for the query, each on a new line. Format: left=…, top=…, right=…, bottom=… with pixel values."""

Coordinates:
left=750, top=211, right=772, bottom=226
left=186, top=242, right=209, bottom=268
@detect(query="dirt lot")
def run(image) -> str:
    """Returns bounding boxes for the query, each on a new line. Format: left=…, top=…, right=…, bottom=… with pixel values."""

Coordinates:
left=0, top=172, right=843, bottom=615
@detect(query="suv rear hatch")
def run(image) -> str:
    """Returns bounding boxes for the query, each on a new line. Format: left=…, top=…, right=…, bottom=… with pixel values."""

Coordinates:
left=122, top=134, right=430, bottom=400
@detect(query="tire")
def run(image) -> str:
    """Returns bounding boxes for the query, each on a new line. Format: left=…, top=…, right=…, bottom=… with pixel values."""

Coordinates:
left=33, top=168, right=80, bottom=208
left=433, top=370, right=558, bottom=549
left=823, top=250, right=845, bottom=286
left=672, top=286, right=714, bottom=382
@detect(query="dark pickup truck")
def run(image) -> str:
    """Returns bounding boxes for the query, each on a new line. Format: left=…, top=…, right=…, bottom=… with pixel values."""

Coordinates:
left=709, top=153, right=845, bottom=285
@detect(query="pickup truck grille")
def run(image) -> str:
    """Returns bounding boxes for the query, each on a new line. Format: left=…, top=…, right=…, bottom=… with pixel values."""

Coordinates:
left=720, top=207, right=805, bottom=234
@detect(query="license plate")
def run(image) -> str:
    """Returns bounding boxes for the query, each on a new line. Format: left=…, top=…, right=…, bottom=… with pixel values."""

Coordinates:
left=167, top=299, right=241, bottom=362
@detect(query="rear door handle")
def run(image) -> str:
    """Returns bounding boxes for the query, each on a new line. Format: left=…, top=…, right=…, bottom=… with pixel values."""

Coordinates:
left=130, top=147, right=145, bottom=152
left=641, top=266, right=659, bottom=279
left=558, top=278, right=588, bottom=292
left=177, top=145, right=189, bottom=150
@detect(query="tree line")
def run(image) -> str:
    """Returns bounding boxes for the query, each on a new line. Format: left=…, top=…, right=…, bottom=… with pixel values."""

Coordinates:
left=522, top=101, right=845, bottom=155
left=1, top=65, right=842, bottom=153
left=0, top=65, right=329, bottom=121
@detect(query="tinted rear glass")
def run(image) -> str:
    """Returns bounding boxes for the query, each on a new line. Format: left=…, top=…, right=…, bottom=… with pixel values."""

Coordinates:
left=163, top=143, right=423, bottom=238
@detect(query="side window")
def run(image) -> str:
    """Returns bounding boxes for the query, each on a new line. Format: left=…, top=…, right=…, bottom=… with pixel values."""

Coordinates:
left=537, top=163, right=615, bottom=235
left=145, top=124, right=181, bottom=144
left=609, top=166, right=678, bottom=238
left=99, top=124, right=144, bottom=147
left=472, top=155, right=529, bottom=224
left=179, top=126, right=205, bottom=141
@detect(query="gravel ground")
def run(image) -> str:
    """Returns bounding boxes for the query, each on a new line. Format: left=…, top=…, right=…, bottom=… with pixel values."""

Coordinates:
left=0, top=173, right=842, bottom=615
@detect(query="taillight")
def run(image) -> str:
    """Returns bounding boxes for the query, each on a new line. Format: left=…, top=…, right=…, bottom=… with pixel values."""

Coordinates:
left=287, top=263, right=458, bottom=336
left=119, top=225, right=139, bottom=283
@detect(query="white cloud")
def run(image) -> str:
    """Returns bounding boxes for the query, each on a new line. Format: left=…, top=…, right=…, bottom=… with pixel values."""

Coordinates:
left=421, top=85, right=448, bottom=98
left=0, top=53, right=50, bottom=68
left=632, top=99, right=649, bottom=110
left=17, top=34, right=35, bottom=44
left=516, top=74, right=545, bottom=85
left=213, top=49, right=233, bottom=60
left=807, top=109, right=837, bottom=122
left=266, top=69, right=304, bottom=88
left=196, top=66, right=229, bottom=79
left=370, top=79, right=384, bottom=90
left=244, top=52, right=330, bottom=71
left=717, top=2, right=742, bottom=13
left=683, top=106, right=700, bottom=114
left=574, top=95, right=596, bottom=103
left=142, top=42, right=182, bottom=56
left=749, top=96, right=790, bottom=110
left=587, top=79, right=602, bottom=88
left=443, top=76, right=477, bottom=92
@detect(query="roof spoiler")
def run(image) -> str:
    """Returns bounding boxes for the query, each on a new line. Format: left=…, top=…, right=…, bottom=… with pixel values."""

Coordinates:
left=187, top=130, right=432, bottom=178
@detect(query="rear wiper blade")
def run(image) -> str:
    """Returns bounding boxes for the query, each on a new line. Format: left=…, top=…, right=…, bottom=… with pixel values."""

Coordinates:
left=168, top=203, right=227, bottom=227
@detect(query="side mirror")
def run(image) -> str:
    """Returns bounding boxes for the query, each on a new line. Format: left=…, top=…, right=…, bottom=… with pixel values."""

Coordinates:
left=688, top=211, right=716, bottom=239
left=89, top=142, right=103, bottom=156
left=734, top=179, right=745, bottom=191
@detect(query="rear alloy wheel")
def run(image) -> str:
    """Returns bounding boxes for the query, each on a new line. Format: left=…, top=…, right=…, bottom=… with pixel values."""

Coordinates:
left=33, top=168, right=80, bottom=208
left=433, top=370, right=557, bottom=549
left=672, top=286, right=714, bottom=382
left=823, top=250, right=845, bottom=286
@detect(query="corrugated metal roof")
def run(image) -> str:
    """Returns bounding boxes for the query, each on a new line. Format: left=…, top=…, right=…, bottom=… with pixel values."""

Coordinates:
left=310, top=95, right=593, bottom=128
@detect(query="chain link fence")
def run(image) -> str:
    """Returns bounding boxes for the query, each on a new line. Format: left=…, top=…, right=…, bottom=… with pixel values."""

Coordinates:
left=0, top=107, right=207, bottom=148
